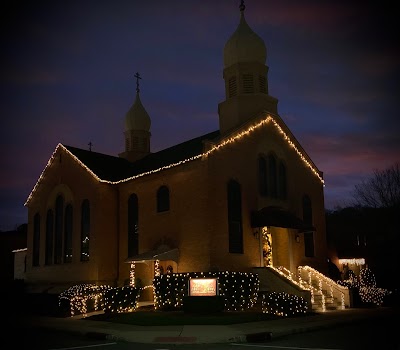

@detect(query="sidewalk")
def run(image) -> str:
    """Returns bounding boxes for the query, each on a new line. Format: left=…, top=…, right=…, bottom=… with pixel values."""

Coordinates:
left=21, top=306, right=396, bottom=344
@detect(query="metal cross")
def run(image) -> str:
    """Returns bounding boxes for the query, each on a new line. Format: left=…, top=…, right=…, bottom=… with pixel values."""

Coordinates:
left=134, top=72, right=142, bottom=93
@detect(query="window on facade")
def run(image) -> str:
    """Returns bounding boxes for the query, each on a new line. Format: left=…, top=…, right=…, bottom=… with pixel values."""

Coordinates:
left=166, top=265, right=173, bottom=274
left=33, top=213, right=40, bottom=267
left=45, top=209, right=54, bottom=265
left=64, top=204, right=73, bottom=263
left=228, top=76, right=237, bottom=97
left=258, top=156, right=268, bottom=196
left=132, top=136, right=139, bottom=149
left=125, top=138, right=130, bottom=152
left=243, top=74, right=254, bottom=94
left=227, top=180, right=243, bottom=254
left=54, top=195, right=64, bottom=264
left=268, top=153, right=278, bottom=198
left=278, top=161, right=287, bottom=199
left=303, top=195, right=314, bottom=257
left=80, top=199, right=90, bottom=262
left=157, top=186, right=170, bottom=212
left=259, top=75, right=267, bottom=94
left=128, top=194, right=139, bottom=257
left=304, top=231, right=315, bottom=257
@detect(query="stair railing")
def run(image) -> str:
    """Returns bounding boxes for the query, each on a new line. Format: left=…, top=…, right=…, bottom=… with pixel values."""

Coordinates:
left=298, top=265, right=349, bottom=309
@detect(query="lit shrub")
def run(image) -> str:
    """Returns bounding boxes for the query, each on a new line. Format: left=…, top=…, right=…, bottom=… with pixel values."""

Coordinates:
left=261, top=291, right=307, bottom=317
left=103, top=285, right=140, bottom=313
left=59, top=284, right=113, bottom=317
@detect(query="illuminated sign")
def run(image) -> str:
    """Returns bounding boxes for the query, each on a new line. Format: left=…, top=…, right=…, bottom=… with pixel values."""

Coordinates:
left=189, top=278, right=218, bottom=296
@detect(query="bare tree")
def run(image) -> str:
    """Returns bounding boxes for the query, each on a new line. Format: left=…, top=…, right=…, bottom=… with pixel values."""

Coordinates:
left=352, top=163, right=400, bottom=208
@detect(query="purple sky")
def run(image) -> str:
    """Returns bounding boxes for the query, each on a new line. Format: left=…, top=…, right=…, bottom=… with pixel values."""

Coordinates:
left=1, top=0, right=399, bottom=231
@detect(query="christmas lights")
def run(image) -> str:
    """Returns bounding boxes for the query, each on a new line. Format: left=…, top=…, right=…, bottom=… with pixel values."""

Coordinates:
left=153, top=271, right=259, bottom=311
left=25, top=114, right=324, bottom=205
left=298, top=265, right=348, bottom=310
left=58, top=284, right=113, bottom=317
left=338, top=267, right=391, bottom=306
left=261, top=291, right=307, bottom=317
left=338, top=258, right=365, bottom=266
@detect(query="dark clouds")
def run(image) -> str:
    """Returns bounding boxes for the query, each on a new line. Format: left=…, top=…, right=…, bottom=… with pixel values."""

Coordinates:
left=1, top=0, right=399, bottom=230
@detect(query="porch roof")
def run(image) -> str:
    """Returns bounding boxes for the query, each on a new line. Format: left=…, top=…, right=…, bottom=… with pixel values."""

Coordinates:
left=250, top=206, right=315, bottom=232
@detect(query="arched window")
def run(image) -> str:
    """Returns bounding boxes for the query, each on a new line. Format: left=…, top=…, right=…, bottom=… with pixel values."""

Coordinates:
left=302, top=195, right=314, bottom=257
left=32, top=213, right=40, bottom=267
left=54, top=195, right=64, bottom=264
left=45, top=209, right=54, bottom=265
left=157, top=186, right=170, bottom=212
left=128, top=194, right=139, bottom=257
left=278, top=161, right=287, bottom=199
left=302, top=195, right=312, bottom=225
left=268, top=153, right=277, bottom=198
left=258, top=156, right=267, bottom=196
left=166, top=265, right=173, bottom=274
left=80, top=199, right=90, bottom=261
left=227, top=179, right=243, bottom=254
left=64, top=204, right=73, bottom=263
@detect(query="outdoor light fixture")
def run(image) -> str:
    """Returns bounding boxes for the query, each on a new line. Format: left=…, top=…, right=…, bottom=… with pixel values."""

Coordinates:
left=253, top=228, right=259, bottom=239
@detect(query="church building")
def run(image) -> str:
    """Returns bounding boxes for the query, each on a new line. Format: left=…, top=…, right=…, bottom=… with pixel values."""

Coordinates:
left=24, top=3, right=328, bottom=297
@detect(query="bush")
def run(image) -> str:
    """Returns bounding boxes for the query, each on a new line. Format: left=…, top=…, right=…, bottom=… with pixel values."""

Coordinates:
left=103, top=286, right=140, bottom=313
left=261, top=291, right=308, bottom=317
left=59, top=284, right=113, bottom=316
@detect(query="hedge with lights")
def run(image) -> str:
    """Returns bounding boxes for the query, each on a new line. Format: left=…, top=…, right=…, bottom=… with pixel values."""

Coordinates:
left=59, top=283, right=113, bottom=317
left=261, top=291, right=308, bottom=317
left=153, top=271, right=259, bottom=311
left=58, top=283, right=140, bottom=316
left=103, top=285, right=140, bottom=313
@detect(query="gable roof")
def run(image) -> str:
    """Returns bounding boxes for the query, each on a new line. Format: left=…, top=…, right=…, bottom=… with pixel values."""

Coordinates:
left=25, top=113, right=324, bottom=206
left=25, top=130, right=220, bottom=205
left=65, top=130, right=220, bottom=182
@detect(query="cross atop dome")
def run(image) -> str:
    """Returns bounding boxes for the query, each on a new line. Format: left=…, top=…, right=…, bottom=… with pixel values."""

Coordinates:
left=239, top=0, right=245, bottom=12
left=134, top=72, right=141, bottom=93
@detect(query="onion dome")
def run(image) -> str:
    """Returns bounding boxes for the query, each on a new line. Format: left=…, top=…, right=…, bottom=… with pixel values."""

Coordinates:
left=125, top=92, right=151, bottom=132
left=223, top=2, right=266, bottom=68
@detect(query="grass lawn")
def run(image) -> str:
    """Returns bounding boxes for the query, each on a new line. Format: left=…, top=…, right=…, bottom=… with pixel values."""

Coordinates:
left=83, top=307, right=284, bottom=326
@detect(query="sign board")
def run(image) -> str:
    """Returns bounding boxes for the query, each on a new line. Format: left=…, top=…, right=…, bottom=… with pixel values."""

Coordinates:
left=188, top=278, right=218, bottom=297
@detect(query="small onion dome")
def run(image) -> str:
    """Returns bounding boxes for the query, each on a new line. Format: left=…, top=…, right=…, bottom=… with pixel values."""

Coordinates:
left=125, top=92, right=151, bottom=131
left=223, top=9, right=266, bottom=68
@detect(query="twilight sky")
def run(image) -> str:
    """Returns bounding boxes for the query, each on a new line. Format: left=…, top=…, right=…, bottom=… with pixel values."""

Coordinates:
left=1, top=0, right=399, bottom=231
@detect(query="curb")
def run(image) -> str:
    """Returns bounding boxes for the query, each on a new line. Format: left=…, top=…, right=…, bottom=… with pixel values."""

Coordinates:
left=245, top=331, right=272, bottom=342
left=84, top=331, right=112, bottom=340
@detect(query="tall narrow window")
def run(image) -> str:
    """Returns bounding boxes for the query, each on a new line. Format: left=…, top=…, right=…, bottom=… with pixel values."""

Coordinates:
left=157, top=186, right=170, bottom=212
left=268, top=153, right=277, bottom=198
left=64, top=204, right=73, bottom=263
left=227, top=180, right=243, bottom=254
left=303, top=195, right=314, bottom=257
left=33, top=213, right=40, bottom=267
left=278, top=161, right=287, bottom=199
left=45, top=209, right=54, bottom=265
left=258, top=156, right=268, bottom=196
left=81, top=199, right=90, bottom=261
left=228, top=76, right=237, bottom=97
left=259, top=75, right=267, bottom=94
left=243, top=74, right=254, bottom=93
left=128, top=194, right=139, bottom=257
left=54, top=195, right=64, bottom=264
